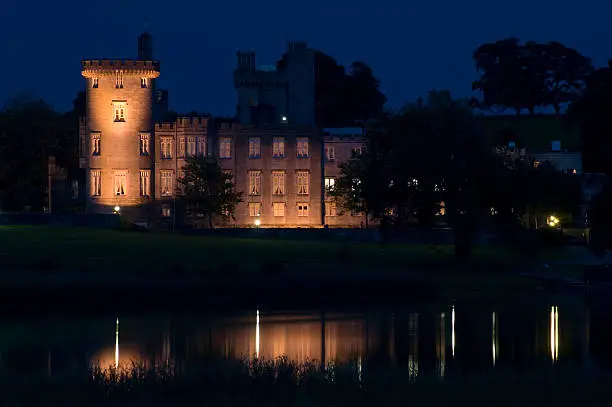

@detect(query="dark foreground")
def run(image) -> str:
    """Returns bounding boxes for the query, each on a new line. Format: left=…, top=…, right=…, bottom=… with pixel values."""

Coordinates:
left=4, top=359, right=610, bottom=407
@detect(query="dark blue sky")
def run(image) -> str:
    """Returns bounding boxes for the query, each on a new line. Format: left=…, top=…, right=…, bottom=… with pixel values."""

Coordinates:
left=2, top=0, right=610, bottom=115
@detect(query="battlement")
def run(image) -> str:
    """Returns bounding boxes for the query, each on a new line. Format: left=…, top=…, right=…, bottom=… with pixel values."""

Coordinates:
left=155, top=117, right=209, bottom=131
left=81, top=59, right=160, bottom=78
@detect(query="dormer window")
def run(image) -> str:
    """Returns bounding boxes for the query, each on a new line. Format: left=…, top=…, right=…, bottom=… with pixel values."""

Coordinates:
left=112, top=101, right=127, bottom=122
left=92, top=78, right=99, bottom=88
left=141, top=78, right=148, bottom=88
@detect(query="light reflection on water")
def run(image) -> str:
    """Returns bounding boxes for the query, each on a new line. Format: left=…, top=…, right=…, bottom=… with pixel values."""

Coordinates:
left=1, top=299, right=607, bottom=378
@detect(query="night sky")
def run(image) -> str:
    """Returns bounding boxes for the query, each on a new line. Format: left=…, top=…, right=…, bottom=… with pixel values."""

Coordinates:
left=1, top=0, right=610, bottom=115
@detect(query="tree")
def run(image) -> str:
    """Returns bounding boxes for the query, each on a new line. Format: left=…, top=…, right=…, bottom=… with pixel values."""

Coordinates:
left=177, top=156, right=243, bottom=228
left=472, top=39, right=591, bottom=115
left=0, top=94, right=75, bottom=211
left=569, top=62, right=612, bottom=174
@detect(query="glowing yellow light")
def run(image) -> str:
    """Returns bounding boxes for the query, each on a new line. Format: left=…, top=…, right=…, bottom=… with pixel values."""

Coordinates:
left=114, top=206, right=121, bottom=213
left=547, top=215, right=560, bottom=227
left=550, top=306, right=559, bottom=362
left=492, top=312, right=497, bottom=366
left=254, top=219, right=261, bottom=227
left=115, top=317, right=119, bottom=369
left=255, top=309, right=260, bottom=358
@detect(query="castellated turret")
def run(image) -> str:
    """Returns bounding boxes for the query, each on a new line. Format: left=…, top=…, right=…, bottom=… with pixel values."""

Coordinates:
left=81, top=57, right=160, bottom=218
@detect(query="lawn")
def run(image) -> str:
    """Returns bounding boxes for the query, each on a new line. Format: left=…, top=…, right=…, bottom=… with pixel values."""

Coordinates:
left=0, top=226, right=562, bottom=277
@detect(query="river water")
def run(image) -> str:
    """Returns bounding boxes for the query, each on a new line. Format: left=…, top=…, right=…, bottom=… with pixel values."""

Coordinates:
left=1, top=295, right=610, bottom=377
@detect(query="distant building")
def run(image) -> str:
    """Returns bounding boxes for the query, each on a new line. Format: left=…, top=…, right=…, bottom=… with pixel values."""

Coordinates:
left=78, top=30, right=364, bottom=227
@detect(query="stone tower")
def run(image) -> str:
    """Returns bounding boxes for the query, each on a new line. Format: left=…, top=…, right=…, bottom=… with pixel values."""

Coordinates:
left=81, top=31, right=160, bottom=219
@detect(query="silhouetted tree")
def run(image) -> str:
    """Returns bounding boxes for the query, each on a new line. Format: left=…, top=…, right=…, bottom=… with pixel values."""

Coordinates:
left=472, top=39, right=591, bottom=115
left=0, top=94, right=74, bottom=211
left=177, top=156, right=243, bottom=228
left=569, top=62, right=612, bottom=174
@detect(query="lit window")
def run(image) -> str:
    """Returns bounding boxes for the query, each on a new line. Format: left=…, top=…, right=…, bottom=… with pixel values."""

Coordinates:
left=249, top=202, right=262, bottom=217
left=187, top=137, right=196, bottom=157
left=160, top=170, right=174, bottom=196
left=91, top=133, right=101, bottom=156
left=572, top=169, right=577, bottom=174
left=248, top=171, right=261, bottom=195
left=297, top=203, right=309, bottom=217
left=112, top=101, right=126, bottom=122
left=139, top=133, right=150, bottom=156
left=534, top=161, right=541, bottom=168
left=197, top=137, right=206, bottom=156
left=141, top=78, right=148, bottom=88
left=160, top=137, right=173, bottom=159
left=273, top=137, right=285, bottom=158
left=352, top=146, right=363, bottom=156
left=249, top=137, right=261, bottom=158
left=325, top=202, right=336, bottom=217
left=90, top=170, right=101, bottom=196
left=325, top=144, right=335, bottom=161
left=296, top=171, right=309, bottom=195
left=114, top=170, right=127, bottom=196
left=296, top=137, right=309, bottom=158
left=177, top=137, right=186, bottom=158
left=140, top=170, right=150, bottom=197
left=273, top=202, right=286, bottom=217
left=272, top=171, right=285, bottom=195
left=222, top=170, right=233, bottom=189
left=115, top=71, right=124, bottom=88
left=324, top=177, right=335, bottom=192
left=92, top=78, right=99, bottom=88
left=161, top=205, right=171, bottom=218
left=219, top=136, right=232, bottom=158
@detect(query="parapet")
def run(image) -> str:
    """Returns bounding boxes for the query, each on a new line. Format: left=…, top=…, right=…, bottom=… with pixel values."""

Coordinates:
left=81, top=59, right=160, bottom=78
left=155, top=117, right=209, bottom=131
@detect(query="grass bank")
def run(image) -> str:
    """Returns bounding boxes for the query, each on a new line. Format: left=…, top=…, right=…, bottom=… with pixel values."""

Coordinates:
left=2, top=359, right=610, bottom=407
left=0, top=226, right=580, bottom=311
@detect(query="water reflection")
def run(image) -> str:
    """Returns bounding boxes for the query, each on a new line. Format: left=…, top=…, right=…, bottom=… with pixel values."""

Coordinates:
left=2, top=299, right=611, bottom=378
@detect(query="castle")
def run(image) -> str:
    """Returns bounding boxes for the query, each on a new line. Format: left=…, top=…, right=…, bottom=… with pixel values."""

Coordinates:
left=78, top=30, right=365, bottom=227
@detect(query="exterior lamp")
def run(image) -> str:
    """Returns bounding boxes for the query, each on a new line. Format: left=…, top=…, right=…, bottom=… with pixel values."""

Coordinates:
left=547, top=215, right=560, bottom=227
left=254, top=219, right=261, bottom=227
left=113, top=206, right=121, bottom=214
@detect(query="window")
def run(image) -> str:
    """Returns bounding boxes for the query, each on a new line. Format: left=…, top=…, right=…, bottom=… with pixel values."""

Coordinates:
left=273, top=202, right=286, bottom=217
left=296, top=171, right=309, bottom=195
left=296, top=137, right=309, bottom=158
left=248, top=171, right=261, bottom=195
left=90, top=170, right=101, bottom=196
left=115, top=71, right=124, bottom=88
left=187, top=137, right=196, bottom=157
left=112, top=101, right=126, bottom=122
left=324, top=177, right=335, bottom=192
left=272, top=171, right=285, bottom=195
left=197, top=137, right=206, bottom=156
left=325, top=144, right=335, bottom=161
left=161, top=205, right=171, bottom=218
left=139, top=133, right=150, bottom=156
left=297, top=203, right=309, bottom=217
left=161, top=137, right=173, bottom=159
left=249, top=137, right=261, bottom=158
left=91, top=133, right=101, bottom=156
left=219, top=136, right=232, bottom=158
left=325, top=202, right=337, bottom=217
left=114, top=170, right=127, bottom=196
left=177, top=137, right=186, bottom=158
left=352, top=146, right=363, bottom=156
left=249, top=202, right=262, bottom=217
left=92, top=78, right=99, bottom=88
left=273, top=137, right=285, bottom=158
left=140, top=170, right=150, bottom=197
left=160, top=170, right=174, bottom=196
left=141, top=78, right=148, bottom=88
left=71, top=180, right=79, bottom=199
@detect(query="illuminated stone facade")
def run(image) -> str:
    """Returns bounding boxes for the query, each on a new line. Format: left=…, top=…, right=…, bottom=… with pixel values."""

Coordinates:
left=80, top=32, right=365, bottom=227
